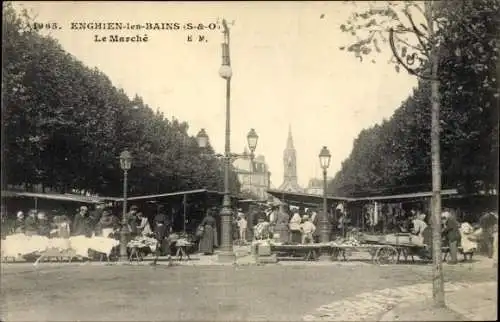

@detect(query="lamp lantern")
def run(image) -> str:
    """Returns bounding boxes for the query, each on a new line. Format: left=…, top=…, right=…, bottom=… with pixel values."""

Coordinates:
left=319, top=146, right=331, bottom=170
left=196, top=128, right=209, bottom=148
left=247, top=128, right=258, bottom=153
left=119, top=150, right=132, bottom=171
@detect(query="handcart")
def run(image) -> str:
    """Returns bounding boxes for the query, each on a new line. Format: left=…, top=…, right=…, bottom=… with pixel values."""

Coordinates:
left=357, top=233, right=431, bottom=264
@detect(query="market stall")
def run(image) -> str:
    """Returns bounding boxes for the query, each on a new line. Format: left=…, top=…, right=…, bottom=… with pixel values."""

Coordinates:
left=1, top=191, right=119, bottom=263
left=1, top=233, right=119, bottom=264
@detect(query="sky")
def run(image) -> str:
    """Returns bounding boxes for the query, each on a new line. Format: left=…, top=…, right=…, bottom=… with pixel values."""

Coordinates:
left=12, top=1, right=418, bottom=188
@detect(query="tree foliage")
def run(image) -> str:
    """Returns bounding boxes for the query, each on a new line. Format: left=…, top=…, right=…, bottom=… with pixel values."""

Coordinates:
left=2, top=3, right=240, bottom=196
left=330, top=0, right=499, bottom=197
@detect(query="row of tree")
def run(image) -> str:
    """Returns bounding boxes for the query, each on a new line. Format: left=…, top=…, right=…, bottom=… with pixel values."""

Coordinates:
left=329, top=0, right=499, bottom=197
left=2, top=3, right=240, bottom=197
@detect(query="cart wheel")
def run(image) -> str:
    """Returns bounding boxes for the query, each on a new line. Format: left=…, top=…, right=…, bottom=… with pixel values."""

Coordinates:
left=375, top=246, right=398, bottom=265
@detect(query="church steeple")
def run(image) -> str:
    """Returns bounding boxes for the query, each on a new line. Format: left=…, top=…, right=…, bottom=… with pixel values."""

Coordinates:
left=279, top=125, right=303, bottom=192
left=286, top=124, right=294, bottom=149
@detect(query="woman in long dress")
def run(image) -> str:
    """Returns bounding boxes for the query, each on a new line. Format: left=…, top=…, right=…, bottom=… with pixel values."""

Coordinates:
left=289, top=210, right=302, bottom=243
left=274, top=205, right=290, bottom=243
left=199, top=210, right=217, bottom=255
left=136, top=212, right=152, bottom=236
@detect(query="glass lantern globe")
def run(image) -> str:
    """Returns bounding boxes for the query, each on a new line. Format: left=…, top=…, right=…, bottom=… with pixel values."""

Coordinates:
left=219, top=65, right=232, bottom=79
left=119, top=150, right=132, bottom=171
left=318, top=146, right=331, bottom=170
left=196, top=128, right=209, bottom=148
left=247, top=128, right=258, bottom=153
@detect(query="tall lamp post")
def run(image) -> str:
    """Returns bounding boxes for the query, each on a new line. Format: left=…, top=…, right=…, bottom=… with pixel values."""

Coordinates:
left=197, top=127, right=258, bottom=262
left=119, top=149, right=132, bottom=262
left=195, top=18, right=260, bottom=262
left=319, top=146, right=332, bottom=246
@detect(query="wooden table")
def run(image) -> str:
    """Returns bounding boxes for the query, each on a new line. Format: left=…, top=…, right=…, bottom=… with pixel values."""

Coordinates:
left=270, top=243, right=332, bottom=261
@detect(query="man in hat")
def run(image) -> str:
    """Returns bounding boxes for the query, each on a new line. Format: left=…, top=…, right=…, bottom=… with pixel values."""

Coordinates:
left=152, top=205, right=172, bottom=265
left=13, top=211, right=25, bottom=234
left=96, top=209, right=118, bottom=238
left=300, top=214, right=316, bottom=244
left=90, top=201, right=106, bottom=227
left=37, top=212, right=51, bottom=237
left=479, top=211, right=498, bottom=259
left=442, top=210, right=460, bottom=264
left=72, top=206, right=94, bottom=237
left=25, top=209, right=38, bottom=236
left=125, top=205, right=140, bottom=237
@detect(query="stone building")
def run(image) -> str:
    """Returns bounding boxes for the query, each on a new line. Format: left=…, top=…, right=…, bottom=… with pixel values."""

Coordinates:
left=233, top=148, right=271, bottom=201
left=305, top=177, right=334, bottom=195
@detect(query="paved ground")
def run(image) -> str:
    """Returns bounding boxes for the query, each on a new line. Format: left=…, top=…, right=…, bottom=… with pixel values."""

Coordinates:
left=1, top=257, right=497, bottom=321
left=303, top=281, right=497, bottom=321
left=379, top=281, right=497, bottom=321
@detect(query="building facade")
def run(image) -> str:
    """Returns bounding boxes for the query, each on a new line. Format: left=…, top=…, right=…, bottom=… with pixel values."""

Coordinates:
left=278, top=126, right=303, bottom=192
left=305, top=177, right=334, bottom=195
left=233, top=148, right=271, bottom=201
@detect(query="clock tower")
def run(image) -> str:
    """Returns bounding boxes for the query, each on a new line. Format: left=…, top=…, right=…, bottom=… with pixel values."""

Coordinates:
left=278, top=125, right=303, bottom=192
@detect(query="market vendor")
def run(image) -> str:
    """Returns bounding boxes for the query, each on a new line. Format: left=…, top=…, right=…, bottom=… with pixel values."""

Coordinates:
left=90, top=202, right=106, bottom=224
left=72, top=206, right=94, bottom=237
left=52, top=215, right=71, bottom=238
left=198, top=208, right=217, bottom=255
left=13, top=211, right=25, bottom=234
left=289, top=209, right=302, bottom=243
left=411, top=211, right=428, bottom=245
left=125, top=205, right=140, bottom=237
left=136, top=211, right=152, bottom=236
left=152, top=208, right=172, bottom=265
left=96, top=209, right=119, bottom=237
left=337, top=213, right=351, bottom=237
left=273, top=204, right=290, bottom=243
left=254, top=217, right=271, bottom=240
left=37, top=212, right=51, bottom=237
left=300, top=215, right=316, bottom=244
left=310, top=209, right=320, bottom=242
left=442, top=211, right=461, bottom=264
left=24, top=209, right=38, bottom=236
left=479, top=211, right=498, bottom=259
left=268, top=204, right=279, bottom=233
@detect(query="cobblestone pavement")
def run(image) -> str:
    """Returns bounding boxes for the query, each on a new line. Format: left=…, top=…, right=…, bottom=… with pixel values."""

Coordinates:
left=302, top=258, right=498, bottom=322
left=302, top=281, right=475, bottom=321
left=378, top=281, right=497, bottom=321
left=1, top=259, right=497, bottom=321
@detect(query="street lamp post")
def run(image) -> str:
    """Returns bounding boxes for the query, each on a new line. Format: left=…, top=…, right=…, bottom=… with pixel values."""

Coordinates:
left=197, top=127, right=258, bottom=262
left=198, top=18, right=261, bottom=263
left=119, top=149, right=132, bottom=262
left=319, top=146, right=332, bottom=247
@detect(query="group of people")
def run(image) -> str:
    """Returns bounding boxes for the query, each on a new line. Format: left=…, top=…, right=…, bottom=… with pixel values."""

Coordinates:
left=3, top=203, right=173, bottom=261
left=4, top=200, right=496, bottom=265
left=9, top=210, right=55, bottom=237
left=229, top=202, right=497, bottom=265
left=404, top=208, right=498, bottom=264
left=229, top=203, right=321, bottom=245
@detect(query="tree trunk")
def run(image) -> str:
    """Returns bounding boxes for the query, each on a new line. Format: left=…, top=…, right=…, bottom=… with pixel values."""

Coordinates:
left=426, top=0, right=445, bottom=308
